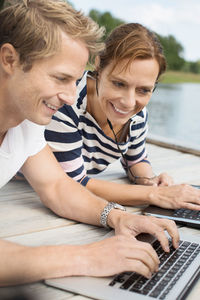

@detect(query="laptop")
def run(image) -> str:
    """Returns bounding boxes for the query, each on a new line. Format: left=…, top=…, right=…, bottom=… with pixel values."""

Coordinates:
left=45, top=230, right=200, bottom=300
left=143, top=185, right=200, bottom=229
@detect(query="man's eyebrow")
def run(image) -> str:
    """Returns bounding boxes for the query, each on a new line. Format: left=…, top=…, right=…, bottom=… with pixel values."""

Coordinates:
left=56, top=72, right=74, bottom=79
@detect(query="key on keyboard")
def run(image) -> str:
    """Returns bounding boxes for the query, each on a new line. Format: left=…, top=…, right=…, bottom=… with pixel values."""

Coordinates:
left=173, top=208, right=200, bottom=220
left=109, top=239, right=200, bottom=299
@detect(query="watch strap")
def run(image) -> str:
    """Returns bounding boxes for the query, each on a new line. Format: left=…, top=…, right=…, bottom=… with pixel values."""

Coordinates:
left=100, top=202, right=126, bottom=228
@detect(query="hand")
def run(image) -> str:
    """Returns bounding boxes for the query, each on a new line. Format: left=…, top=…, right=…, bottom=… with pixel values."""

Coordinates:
left=108, top=211, right=179, bottom=252
left=135, top=172, right=174, bottom=186
left=79, top=235, right=160, bottom=279
left=151, top=173, right=174, bottom=186
left=150, top=184, right=200, bottom=210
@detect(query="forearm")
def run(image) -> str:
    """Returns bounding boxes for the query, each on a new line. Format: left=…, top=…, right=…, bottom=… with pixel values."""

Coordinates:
left=0, top=239, right=90, bottom=286
left=129, top=162, right=154, bottom=177
left=87, top=178, right=153, bottom=206
left=38, top=175, right=108, bottom=226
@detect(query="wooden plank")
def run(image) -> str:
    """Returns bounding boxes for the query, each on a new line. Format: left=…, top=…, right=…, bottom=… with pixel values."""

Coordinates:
left=5, top=223, right=110, bottom=246
left=0, top=195, right=75, bottom=238
left=0, top=181, right=75, bottom=238
left=1, top=143, right=200, bottom=299
left=0, top=283, right=73, bottom=300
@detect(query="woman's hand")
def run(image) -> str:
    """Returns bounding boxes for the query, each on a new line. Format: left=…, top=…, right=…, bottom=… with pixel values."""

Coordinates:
left=149, top=184, right=200, bottom=210
left=108, top=211, right=179, bottom=251
left=134, top=172, right=174, bottom=186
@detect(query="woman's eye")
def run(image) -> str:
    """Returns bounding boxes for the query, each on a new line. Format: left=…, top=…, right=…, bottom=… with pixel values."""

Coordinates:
left=112, top=81, right=124, bottom=88
left=137, top=88, right=151, bottom=95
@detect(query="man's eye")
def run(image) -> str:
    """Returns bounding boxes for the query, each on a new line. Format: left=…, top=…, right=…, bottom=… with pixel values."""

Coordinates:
left=55, top=76, right=67, bottom=82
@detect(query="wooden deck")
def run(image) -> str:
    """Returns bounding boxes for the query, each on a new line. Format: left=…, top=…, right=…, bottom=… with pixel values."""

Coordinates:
left=0, top=143, right=200, bottom=299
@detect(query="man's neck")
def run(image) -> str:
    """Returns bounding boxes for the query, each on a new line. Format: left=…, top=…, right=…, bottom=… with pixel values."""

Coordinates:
left=0, top=131, right=6, bottom=146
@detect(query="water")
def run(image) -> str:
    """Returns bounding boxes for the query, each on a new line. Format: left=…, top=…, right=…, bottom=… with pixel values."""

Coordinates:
left=147, top=83, right=200, bottom=148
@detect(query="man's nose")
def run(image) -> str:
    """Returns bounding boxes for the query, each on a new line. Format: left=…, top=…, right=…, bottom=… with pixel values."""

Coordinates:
left=57, top=93, right=76, bottom=106
left=57, top=83, right=77, bottom=106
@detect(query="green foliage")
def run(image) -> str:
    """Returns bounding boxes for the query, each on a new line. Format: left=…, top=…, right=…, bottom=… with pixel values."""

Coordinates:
left=161, top=71, right=200, bottom=83
left=157, top=34, right=185, bottom=71
left=88, top=8, right=189, bottom=72
left=89, top=9, right=124, bottom=39
left=0, top=0, right=5, bottom=10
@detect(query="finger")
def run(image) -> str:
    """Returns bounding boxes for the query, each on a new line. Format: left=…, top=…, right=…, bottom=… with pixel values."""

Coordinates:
left=144, top=217, right=174, bottom=252
left=127, top=259, right=154, bottom=279
left=135, top=241, right=160, bottom=271
left=153, top=219, right=180, bottom=252
left=179, top=202, right=200, bottom=210
left=159, top=178, right=172, bottom=186
left=161, top=219, right=180, bottom=249
left=151, top=225, right=170, bottom=252
left=158, top=181, right=169, bottom=187
left=127, top=247, right=158, bottom=274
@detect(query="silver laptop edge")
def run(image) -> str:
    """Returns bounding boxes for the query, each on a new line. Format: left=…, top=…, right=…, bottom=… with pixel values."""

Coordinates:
left=45, top=231, right=200, bottom=300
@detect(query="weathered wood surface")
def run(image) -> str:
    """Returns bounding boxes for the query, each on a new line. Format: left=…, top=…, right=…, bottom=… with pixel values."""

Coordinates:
left=0, top=143, right=200, bottom=299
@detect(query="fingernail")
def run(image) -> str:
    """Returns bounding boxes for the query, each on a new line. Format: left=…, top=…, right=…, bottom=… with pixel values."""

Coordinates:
left=147, top=272, right=152, bottom=279
left=175, top=242, right=179, bottom=248
left=165, top=246, right=170, bottom=252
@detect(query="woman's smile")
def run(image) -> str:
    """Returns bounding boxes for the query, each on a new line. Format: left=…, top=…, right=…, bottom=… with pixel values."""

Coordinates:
left=110, top=102, right=132, bottom=117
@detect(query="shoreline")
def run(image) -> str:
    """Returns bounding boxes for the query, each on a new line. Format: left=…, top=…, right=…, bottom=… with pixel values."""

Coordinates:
left=147, top=133, right=200, bottom=156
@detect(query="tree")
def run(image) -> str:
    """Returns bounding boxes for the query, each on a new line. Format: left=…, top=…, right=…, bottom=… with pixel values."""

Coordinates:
left=0, top=0, right=4, bottom=10
left=89, top=9, right=124, bottom=39
left=157, top=34, right=185, bottom=70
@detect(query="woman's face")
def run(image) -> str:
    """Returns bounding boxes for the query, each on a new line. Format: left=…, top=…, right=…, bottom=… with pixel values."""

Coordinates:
left=96, top=58, right=159, bottom=126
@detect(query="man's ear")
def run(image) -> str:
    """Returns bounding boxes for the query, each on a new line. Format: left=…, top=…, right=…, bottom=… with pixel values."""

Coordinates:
left=94, top=55, right=100, bottom=70
left=0, top=43, right=19, bottom=74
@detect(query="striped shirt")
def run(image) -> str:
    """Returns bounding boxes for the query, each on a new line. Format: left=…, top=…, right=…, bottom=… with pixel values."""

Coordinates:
left=45, top=71, right=149, bottom=186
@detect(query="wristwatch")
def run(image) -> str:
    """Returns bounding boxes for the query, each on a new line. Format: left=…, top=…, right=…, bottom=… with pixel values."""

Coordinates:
left=100, top=202, right=126, bottom=228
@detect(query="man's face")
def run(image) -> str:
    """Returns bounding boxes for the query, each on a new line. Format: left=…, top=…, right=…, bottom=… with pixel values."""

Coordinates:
left=6, top=32, right=89, bottom=125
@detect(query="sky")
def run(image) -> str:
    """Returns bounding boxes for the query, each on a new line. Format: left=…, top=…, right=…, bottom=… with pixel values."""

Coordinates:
left=72, top=0, right=200, bottom=62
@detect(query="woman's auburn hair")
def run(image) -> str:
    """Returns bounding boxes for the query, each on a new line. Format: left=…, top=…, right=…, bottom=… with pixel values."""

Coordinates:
left=98, top=23, right=166, bottom=79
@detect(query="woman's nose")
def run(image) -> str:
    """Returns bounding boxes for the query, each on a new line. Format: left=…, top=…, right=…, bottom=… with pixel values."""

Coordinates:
left=120, top=90, right=136, bottom=108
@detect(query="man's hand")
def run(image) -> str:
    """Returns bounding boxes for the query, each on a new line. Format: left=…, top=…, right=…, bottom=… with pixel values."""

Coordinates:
left=77, top=235, right=160, bottom=279
left=108, top=211, right=179, bottom=251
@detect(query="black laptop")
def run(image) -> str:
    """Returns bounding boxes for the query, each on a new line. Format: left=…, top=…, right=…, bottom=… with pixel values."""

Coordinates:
left=143, top=185, right=200, bottom=228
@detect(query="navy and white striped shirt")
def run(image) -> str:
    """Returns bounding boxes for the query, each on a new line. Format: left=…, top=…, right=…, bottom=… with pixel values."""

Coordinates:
left=45, top=71, right=149, bottom=186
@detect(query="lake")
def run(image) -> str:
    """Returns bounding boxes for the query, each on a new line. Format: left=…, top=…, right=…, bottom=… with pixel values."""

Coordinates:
left=147, top=83, right=200, bottom=149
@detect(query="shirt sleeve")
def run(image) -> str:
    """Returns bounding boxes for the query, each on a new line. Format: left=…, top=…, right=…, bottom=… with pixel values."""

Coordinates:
left=24, top=120, right=47, bottom=157
left=45, top=107, right=90, bottom=186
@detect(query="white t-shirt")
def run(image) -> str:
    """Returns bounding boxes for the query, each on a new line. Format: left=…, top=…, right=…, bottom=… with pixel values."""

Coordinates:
left=0, top=119, right=46, bottom=188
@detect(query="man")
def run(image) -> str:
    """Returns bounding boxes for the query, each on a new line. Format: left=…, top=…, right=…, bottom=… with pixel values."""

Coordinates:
left=0, top=0, right=179, bottom=286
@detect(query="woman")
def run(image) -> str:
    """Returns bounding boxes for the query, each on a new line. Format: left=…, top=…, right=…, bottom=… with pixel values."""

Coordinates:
left=45, top=23, right=200, bottom=209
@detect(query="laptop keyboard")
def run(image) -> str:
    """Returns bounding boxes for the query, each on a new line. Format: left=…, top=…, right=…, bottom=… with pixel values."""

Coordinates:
left=173, top=208, right=200, bottom=220
left=109, top=239, right=200, bottom=299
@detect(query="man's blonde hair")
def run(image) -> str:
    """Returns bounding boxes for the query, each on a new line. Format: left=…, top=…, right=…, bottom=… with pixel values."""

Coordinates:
left=0, top=0, right=105, bottom=71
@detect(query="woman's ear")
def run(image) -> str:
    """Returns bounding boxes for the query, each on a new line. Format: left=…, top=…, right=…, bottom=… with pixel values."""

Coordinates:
left=0, top=43, right=19, bottom=74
